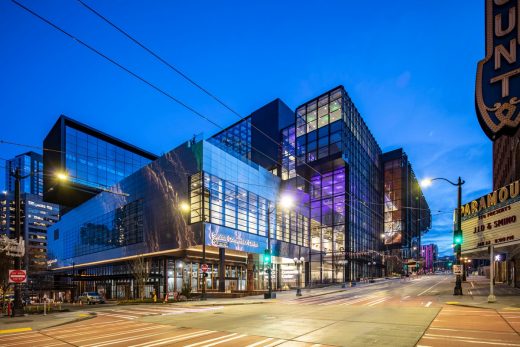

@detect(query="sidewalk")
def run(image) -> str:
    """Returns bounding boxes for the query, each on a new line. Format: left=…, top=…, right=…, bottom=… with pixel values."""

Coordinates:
left=439, top=275, right=520, bottom=310
left=182, top=277, right=398, bottom=306
left=0, top=310, right=94, bottom=333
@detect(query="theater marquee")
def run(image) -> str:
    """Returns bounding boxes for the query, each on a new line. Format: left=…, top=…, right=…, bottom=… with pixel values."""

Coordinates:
left=461, top=179, right=520, bottom=252
left=476, top=0, right=520, bottom=140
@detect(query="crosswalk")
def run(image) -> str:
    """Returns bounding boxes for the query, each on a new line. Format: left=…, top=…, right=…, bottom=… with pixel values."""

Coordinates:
left=95, top=305, right=223, bottom=320
left=286, top=291, right=435, bottom=308
left=1, top=315, right=333, bottom=347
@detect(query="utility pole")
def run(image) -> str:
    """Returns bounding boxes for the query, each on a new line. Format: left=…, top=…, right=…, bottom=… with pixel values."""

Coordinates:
left=11, top=167, right=29, bottom=315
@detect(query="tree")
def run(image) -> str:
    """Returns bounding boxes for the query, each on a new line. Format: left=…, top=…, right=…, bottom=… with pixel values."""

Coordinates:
left=129, top=255, right=149, bottom=300
left=0, top=251, right=13, bottom=310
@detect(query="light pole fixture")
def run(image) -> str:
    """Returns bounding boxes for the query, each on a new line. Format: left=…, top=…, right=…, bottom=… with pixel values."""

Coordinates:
left=421, top=176, right=465, bottom=295
left=265, top=193, right=294, bottom=299
left=293, top=257, right=305, bottom=296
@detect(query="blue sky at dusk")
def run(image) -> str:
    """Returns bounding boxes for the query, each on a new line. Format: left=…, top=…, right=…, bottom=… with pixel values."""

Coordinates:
left=0, top=1, right=490, bottom=256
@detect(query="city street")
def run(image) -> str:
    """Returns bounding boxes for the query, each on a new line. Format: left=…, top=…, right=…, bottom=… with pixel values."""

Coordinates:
left=3, top=275, right=520, bottom=346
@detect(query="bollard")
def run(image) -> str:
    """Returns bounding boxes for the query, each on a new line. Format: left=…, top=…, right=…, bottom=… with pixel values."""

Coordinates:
left=43, top=301, right=46, bottom=316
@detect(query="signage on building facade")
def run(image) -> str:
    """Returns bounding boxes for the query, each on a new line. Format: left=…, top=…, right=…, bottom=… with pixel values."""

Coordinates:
left=205, top=224, right=267, bottom=254
left=461, top=180, right=520, bottom=252
left=476, top=0, right=520, bottom=140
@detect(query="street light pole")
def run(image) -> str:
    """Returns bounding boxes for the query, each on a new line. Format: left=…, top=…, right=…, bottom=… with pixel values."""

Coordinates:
left=454, top=176, right=463, bottom=295
left=420, top=176, right=465, bottom=295
left=10, top=167, right=31, bottom=315
left=267, top=207, right=274, bottom=299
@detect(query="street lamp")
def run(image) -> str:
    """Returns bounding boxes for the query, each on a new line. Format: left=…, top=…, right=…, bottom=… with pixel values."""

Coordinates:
left=293, top=257, right=305, bottom=296
left=265, top=193, right=294, bottom=299
left=370, top=261, right=377, bottom=283
left=56, top=171, right=69, bottom=181
left=421, top=176, right=465, bottom=295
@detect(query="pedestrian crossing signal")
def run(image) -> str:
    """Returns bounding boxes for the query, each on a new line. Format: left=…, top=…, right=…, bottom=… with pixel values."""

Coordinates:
left=263, top=249, right=271, bottom=264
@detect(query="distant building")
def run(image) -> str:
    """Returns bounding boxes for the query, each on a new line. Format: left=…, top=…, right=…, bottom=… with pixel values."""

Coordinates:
left=43, top=115, right=158, bottom=208
left=381, top=148, right=431, bottom=272
left=0, top=191, right=59, bottom=275
left=421, top=244, right=438, bottom=272
left=5, top=151, right=44, bottom=196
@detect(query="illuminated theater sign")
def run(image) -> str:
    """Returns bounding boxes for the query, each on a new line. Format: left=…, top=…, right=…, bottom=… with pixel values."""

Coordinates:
left=461, top=179, right=520, bottom=251
left=476, top=0, right=520, bottom=140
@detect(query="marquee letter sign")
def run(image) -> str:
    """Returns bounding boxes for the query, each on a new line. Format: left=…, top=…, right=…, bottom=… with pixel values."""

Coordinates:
left=476, top=0, right=520, bottom=140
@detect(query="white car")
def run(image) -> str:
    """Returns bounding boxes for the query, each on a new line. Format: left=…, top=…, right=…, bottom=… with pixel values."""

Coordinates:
left=78, top=292, right=103, bottom=304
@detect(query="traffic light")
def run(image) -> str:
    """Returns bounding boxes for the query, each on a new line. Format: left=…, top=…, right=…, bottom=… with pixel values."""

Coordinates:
left=448, top=262, right=453, bottom=267
left=454, top=234, right=463, bottom=245
left=263, top=249, right=271, bottom=264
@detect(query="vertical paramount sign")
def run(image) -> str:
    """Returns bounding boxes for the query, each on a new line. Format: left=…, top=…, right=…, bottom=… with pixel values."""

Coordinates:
left=476, top=0, right=520, bottom=140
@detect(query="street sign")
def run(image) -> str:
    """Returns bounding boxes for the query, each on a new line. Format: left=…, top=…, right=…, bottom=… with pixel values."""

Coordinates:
left=201, top=264, right=209, bottom=273
left=452, top=265, right=462, bottom=275
left=8, top=270, right=27, bottom=283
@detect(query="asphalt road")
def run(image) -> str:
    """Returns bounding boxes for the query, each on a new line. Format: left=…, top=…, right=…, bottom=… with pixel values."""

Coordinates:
left=3, top=275, right=520, bottom=347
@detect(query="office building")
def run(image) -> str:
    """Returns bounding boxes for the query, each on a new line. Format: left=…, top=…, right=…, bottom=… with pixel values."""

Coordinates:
left=43, top=115, right=158, bottom=208
left=47, top=87, right=430, bottom=300
left=1, top=191, right=59, bottom=276
left=5, top=151, right=44, bottom=196
left=381, top=148, right=431, bottom=273
left=421, top=244, right=438, bottom=273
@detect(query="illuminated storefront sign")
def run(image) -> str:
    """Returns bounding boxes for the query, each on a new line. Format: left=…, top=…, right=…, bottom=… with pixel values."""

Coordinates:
left=476, top=0, right=520, bottom=140
left=205, top=224, right=267, bottom=253
left=461, top=181, right=520, bottom=252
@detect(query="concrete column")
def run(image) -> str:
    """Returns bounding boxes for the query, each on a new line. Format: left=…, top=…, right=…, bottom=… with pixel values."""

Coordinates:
left=219, top=248, right=226, bottom=292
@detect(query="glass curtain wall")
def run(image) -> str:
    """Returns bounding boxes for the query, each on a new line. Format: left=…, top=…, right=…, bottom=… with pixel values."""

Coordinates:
left=64, top=126, right=152, bottom=189
left=294, top=87, right=383, bottom=283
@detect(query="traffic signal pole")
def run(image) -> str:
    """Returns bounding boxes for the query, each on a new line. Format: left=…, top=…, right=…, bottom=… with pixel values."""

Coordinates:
left=453, top=176, right=463, bottom=296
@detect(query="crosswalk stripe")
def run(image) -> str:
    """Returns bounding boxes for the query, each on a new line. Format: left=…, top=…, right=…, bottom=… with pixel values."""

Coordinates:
left=425, top=301, right=432, bottom=307
left=263, top=339, right=287, bottom=347
left=203, top=334, right=247, bottom=346
left=96, top=312, right=138, bottom=320
left=183, top=333, right=239, bottom=347
left=367, top=297, right=389, bottom=306
left=129, top=330, right=214, bottom=347
left=245, top=338, right=274, bottom=347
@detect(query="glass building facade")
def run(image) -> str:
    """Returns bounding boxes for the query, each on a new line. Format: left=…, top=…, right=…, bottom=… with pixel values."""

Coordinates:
left=5, top=151, right=44, bottom=196
left=64, top=126, right=153, bottom=190
left=285, top=86, right=384, bottom=283
left=382, top=149, right=431, bottom=271
left=43, top=115, right=158, bottom=208
left=45, top=87, right=430, bottom=300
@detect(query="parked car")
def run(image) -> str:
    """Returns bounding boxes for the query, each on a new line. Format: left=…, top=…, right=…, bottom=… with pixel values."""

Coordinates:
left=78, top=292, right=103, bottom=304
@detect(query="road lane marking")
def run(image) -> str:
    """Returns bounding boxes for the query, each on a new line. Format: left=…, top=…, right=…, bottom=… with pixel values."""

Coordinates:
left=418, top=277, right=447, bottom=296
left=0, top=328, right=32, bottom=334
left=425, top=301, right=432, bottom=307
left=402, top=295, right=410, bottom=300
left=130, top=330, right=215, bottom=347
left=367, top=297, right=389, bottom=306
left=245, top=338, right=274, bottom=347
left=184, top=333, right=239, bottom=347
